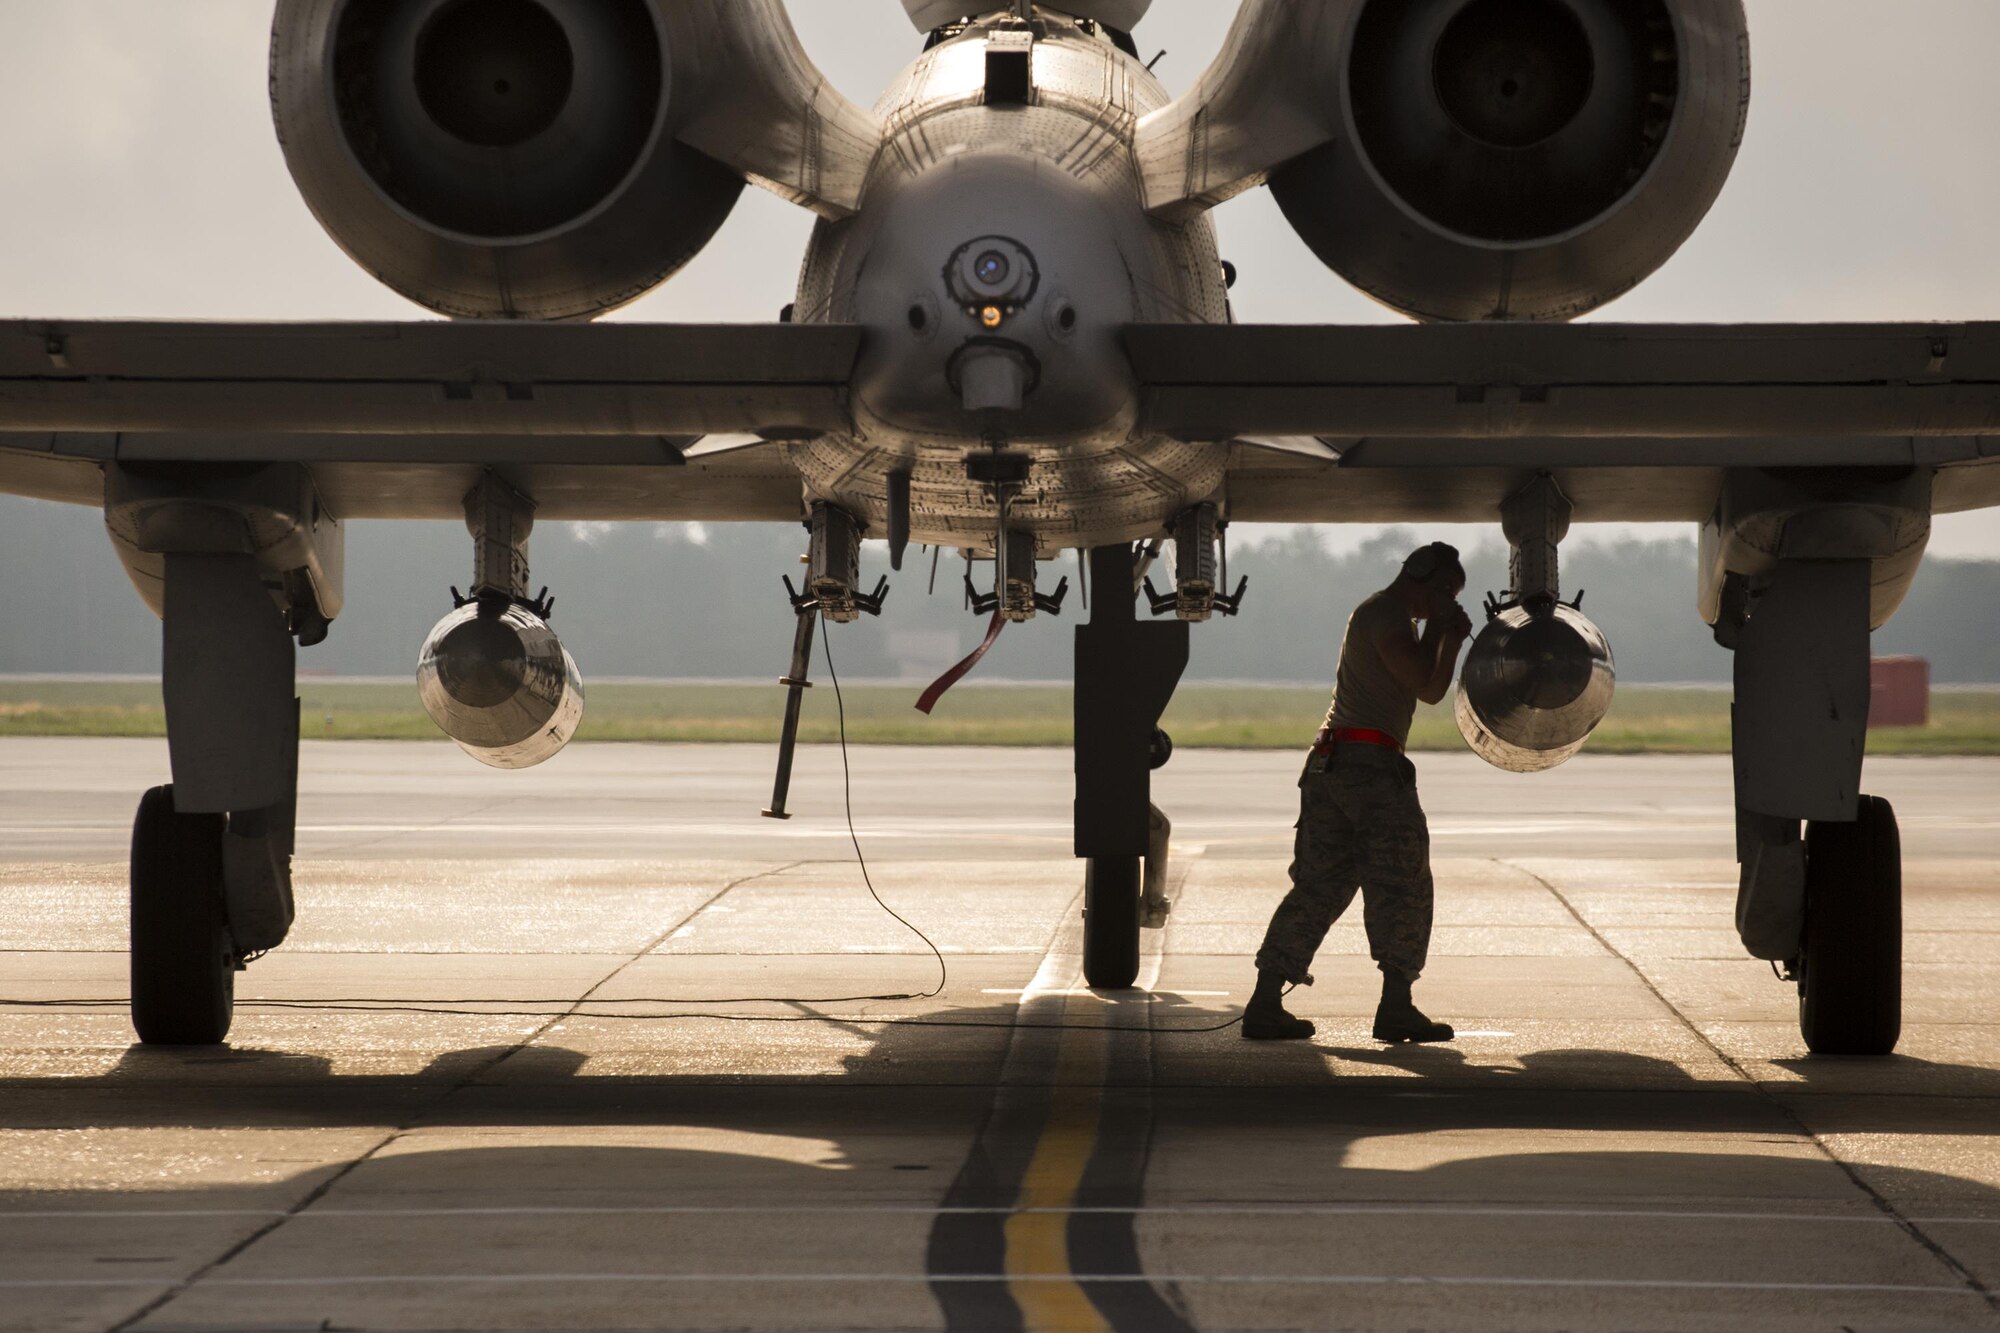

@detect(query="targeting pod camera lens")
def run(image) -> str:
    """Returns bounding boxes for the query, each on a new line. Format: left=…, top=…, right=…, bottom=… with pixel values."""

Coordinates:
left=947, top=235, right=1038, bottom=311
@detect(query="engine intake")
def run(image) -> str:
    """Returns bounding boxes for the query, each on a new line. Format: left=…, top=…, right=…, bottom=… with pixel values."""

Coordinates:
left=1454, top=602, right=1615, bottom=772
left=1271, top=0, right=1749, bottom=321
left=417, top=600, right=583, bottom=769
left=271, top=0, right=742, bottom=320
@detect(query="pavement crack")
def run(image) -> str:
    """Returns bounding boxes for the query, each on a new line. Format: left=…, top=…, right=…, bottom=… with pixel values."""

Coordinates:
left=107, top=859, right=802, bottom=1333
left=472, top=858, right=804, bottom=1081
left=1504, top=857, right=2000, bottom=1317
left=107, top=1126, right=397, bottom=1332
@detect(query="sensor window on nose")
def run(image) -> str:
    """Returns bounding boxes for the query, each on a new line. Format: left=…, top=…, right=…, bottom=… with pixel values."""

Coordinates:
left=947, top=235, right=1038, bottom=313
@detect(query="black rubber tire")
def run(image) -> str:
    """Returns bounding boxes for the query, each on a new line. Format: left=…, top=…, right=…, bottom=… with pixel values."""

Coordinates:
left=130, top=785, right=234, bottom=1045
left=1082, top=856, right=1142, bottom=989
left=1799, top=794, right=1902, bottom=1056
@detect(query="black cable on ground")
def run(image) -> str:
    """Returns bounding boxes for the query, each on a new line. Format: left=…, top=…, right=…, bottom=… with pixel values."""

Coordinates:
left=0, top=998, right=1241, bottom=1032
left=820, top=616, right=949, bottom=1003
left=0, top=995, right=1245, bottom=1033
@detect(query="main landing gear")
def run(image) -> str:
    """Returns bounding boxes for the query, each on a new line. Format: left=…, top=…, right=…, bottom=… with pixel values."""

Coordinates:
left=127, top=546, right=304, bottom=1047
left=104, top=463, right=340, bottom=1046
left=1724, top=550, right=1905, bottom=1056
left=129, top=786, right=235, bottom=1045
left=1798, top=795, right=1902, bottom=1055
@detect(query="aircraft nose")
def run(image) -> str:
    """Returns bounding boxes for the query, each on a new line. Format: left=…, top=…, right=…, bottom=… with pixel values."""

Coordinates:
left=840, top=152, right=1140, bottom=447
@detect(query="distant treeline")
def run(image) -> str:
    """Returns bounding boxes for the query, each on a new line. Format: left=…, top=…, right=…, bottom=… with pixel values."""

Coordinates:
left=1, top=495, right=1993, bottom=682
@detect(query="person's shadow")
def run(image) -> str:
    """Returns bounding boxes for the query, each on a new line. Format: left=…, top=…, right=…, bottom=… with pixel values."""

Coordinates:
left=1321, top=1042, right=1702, bottom=1089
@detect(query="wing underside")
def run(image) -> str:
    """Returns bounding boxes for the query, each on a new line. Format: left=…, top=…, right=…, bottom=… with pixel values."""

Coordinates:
left=1137, top=322, right=2000, bottom=523
left=6, top=318, right=2000, bottom=525
left=0, top=321, right=856, bottom=519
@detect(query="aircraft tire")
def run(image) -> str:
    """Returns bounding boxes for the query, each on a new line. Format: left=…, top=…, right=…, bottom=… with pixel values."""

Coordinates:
left=130, top=785, right=234, bottom=1045
left=1082, top=856, right=1142, bottom=990
left=1799, top=795, right=1902, bottom=1056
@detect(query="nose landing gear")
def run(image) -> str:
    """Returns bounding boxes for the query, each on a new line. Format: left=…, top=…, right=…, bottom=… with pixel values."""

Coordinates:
left=1075, top=543, right=1188, bottom=990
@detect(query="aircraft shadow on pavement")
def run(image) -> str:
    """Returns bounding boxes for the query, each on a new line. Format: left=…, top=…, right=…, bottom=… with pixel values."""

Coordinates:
left=0, top=990, right=1988, bottom=1145
left=10, top=997, right=2000, bottom=1328
left=22, top=1144, right=1993, bottom=1223
left=11, top=1138, right=2000, bottom=1333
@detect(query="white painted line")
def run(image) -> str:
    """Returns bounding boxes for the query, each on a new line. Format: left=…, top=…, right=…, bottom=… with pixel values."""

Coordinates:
left=1136, top=940, right=1165, bottom=995
left=320, top=1205, right=1906, bottom=1223
left=1016, top=910, right=1086, bottom=1000
left=0, top=1209, right=288, bottom=1220
left=298, top=823, right=1081, bottom=838
left=0, top=1205, right=1909, bottom=1223
left=0, top=1273, right=1981, bottom=1296
left=978, top=988, right=1232, bottom=998
left=1017, top=962, right=1079, bottom=1000
left=0, top=821, right=1082, bottom=840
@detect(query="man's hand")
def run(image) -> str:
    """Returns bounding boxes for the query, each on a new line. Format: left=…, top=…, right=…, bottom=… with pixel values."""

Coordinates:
left=1381, top=596, right=1477, bottom=705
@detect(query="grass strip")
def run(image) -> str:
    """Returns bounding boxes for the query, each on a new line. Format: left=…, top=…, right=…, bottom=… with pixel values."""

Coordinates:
left=0, top=679, right=1995, bottom=754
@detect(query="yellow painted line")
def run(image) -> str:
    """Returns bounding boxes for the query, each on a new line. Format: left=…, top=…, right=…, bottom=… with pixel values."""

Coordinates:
left=1000, top=893, right=1177, bottom=1329
left=1004, top=1001, right=1112, bottom=1332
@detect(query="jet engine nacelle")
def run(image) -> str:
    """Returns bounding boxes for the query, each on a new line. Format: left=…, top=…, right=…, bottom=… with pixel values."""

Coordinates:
left=270, top=0, right=743, bottom=320
left=417, top=600, right=584, bottom=769
left=1454, top=602, right=1616, bottom=772
left=1270, top=0, right=1750, bottom=322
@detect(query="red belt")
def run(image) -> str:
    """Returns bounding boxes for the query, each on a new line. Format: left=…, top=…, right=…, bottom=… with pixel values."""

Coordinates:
left=1312, top=726, right=1403, bottom=756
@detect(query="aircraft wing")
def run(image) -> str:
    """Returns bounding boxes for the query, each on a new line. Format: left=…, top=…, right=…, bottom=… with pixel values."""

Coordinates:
left=0, top=320, right=856, bottom=519
left=1130, top=322, right=2000, bottom=524
left=11, top=317, right=2000, bottom=527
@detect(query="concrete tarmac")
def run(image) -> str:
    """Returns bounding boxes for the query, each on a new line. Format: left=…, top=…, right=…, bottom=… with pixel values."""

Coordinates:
left=1, top=738, right=1998, bottom=1331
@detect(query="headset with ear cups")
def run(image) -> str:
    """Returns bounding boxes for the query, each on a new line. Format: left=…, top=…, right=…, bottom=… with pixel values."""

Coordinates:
left=1402, top=542, right=1462, bottom=583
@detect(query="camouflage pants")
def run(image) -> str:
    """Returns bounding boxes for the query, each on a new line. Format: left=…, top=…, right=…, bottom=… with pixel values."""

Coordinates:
left=1255, top=746, right=1434, bottom=984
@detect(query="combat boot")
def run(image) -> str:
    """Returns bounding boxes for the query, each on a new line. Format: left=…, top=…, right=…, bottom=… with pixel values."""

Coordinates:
left=1242, top=968, right=1315, bottom=1041
left=1373, top=970, right=1453, bottom=1044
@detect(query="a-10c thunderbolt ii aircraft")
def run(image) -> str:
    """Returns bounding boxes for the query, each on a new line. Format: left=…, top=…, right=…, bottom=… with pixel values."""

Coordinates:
left=1, top=0, right=1993, bottom=1053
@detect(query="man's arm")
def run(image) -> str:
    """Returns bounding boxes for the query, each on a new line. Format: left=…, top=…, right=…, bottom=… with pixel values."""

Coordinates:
left=1376, top=605, right=1474, bottom=706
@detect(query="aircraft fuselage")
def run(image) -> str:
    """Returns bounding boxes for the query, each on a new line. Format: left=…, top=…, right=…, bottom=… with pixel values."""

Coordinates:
left=786, top=15, right=1232, bottom=556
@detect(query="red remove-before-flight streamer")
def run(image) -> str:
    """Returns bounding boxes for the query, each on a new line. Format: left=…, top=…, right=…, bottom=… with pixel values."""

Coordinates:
left=915, top=611, right=1007, bottom=714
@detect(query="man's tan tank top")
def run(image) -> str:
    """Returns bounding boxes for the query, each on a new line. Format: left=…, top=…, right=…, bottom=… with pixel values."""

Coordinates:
left=1321, top=590, right=1420, bottom=746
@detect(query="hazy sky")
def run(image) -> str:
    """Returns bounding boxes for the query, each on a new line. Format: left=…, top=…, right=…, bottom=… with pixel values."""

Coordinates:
left=4, top=0, right=1999, bottom=554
